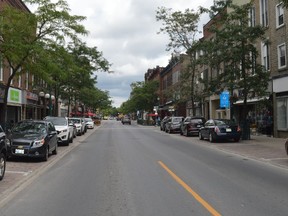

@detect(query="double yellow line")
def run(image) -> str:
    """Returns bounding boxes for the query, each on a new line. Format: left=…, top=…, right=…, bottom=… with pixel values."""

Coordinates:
left=158, top=161, right=222, bottom=216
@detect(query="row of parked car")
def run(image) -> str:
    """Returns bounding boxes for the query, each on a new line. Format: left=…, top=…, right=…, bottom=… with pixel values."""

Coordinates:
left=0, top=116, right=95, bottom=181
left=160, top=116, right=242, bottom=142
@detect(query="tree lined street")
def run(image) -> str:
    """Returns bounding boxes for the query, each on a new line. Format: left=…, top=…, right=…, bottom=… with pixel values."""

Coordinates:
left=1, top=120, right=288, bottom=216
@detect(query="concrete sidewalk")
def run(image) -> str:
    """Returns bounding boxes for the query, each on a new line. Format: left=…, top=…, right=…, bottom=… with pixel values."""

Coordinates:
left=208, top=135, right=288, bottom=168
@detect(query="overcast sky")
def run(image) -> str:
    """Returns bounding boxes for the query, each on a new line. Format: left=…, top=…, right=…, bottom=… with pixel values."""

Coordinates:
left=55, top=0, right=214, bottom=107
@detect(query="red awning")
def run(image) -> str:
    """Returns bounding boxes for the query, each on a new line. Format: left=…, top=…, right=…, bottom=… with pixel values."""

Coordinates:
left=147, top=113, right=158, bottom=117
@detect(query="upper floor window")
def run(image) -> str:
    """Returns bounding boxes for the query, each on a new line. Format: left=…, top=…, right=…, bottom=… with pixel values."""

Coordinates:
left=10, top=67, right=14, bottom=85
left=172, top=70, right=180, bottom=85
left=260, top=0, right=268, bottom=27
left=278, top=43, right=287, bottom=69
left=25, top=72, right=29, bottom=89
left=276, top=3, right=284, bottom=28
left=249, top=6, right=256, bottom=27
left=261, top=42, right=270, bottom=71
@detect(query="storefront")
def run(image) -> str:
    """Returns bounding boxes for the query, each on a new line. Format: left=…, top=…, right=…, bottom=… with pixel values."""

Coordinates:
left=23, top=90, right=39, bottom=120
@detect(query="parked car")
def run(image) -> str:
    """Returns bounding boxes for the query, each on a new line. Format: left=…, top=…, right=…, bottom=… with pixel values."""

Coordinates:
left=69, top=117, right=86, bottom=135
left=84, top=117, right=95, bottom=129
left=160, top=116, right=170, bottom=131
left=68, top=119, right=77, bottom=138
left=0, top=125, right=7, bottom=180
left=6, top=120, right=58, bottom=161
left=122, top=116, right=131, bottom=125
left=44, top=116, right=74, bottom=145
left=165, top=116, right=184, bottom=133
left=199, top=119, right=241, bottom=142
left=180, top=116, right=206, bottom=137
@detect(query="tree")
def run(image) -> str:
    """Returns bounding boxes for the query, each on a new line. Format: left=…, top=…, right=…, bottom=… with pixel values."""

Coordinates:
left=0, top=0, right=111, bottom=125
left=200, top=0, right=270, bottom=139
left=0, top=0, right=87, bottom=126
left=156, top=7, right=202, bottom=115
left=120, top=81, right=159, bottom=114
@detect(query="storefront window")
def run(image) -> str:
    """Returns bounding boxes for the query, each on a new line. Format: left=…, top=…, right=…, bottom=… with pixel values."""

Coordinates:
left=277, top=98, right=288, bottom=130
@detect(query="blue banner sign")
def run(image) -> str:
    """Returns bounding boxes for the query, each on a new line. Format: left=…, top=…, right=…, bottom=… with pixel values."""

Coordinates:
left=220, top=91, right=230, bottom=108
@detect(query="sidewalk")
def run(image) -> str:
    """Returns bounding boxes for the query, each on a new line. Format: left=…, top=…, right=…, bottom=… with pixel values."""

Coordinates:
left=209, top=135, right=288, bottom=168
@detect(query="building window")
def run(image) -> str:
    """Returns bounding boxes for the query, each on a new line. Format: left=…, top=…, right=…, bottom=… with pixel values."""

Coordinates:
left=249, top=6, right=256, bottom=27
left=10, top=67, right=13, bottom=85
left=172, top=71, right=180, bottom=85
left=25, top=72, right=29, bottom=89
left=260, top=0, right=268, bottom=27
left=276, top=3, right=284, bottom=28
left=17, top=67, right=22, bottom=88
left=277, top=97, right=288, bottom=130
left=261, top=42, right=270, bottom=71
left=278, top=43, right=286, bottom=69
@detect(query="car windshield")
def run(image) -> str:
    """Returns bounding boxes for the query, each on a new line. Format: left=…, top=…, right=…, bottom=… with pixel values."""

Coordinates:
left=85, top=118, right=93, bottom=122
left=70, top=119, right=81, bottom=123
left=214, top=120, right=228, bottom=126
left=46, top=117, right=67, bottom=126
left=12, top=122, right=46, bottom=134
left=172, top=117, right=183, bottom=123
left=191, top=119, right=204, bottom=123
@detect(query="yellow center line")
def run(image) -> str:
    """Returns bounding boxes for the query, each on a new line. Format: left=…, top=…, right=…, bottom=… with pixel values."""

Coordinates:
left=158, top=161, right=222, bottom=216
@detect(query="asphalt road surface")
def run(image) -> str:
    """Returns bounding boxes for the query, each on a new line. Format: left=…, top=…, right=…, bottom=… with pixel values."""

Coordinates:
left=1, top=120, right=288, bottom=216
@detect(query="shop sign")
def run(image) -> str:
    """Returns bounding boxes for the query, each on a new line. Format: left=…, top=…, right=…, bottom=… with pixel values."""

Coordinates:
left=8, top=88, right=22, bottom=104
left=220, top=91, right=230, bottom=108
left=26, top=91, right=38, bottom=101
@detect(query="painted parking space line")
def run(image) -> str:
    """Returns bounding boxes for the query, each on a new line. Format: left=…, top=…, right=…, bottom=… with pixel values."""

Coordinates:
left=158, top=161, right=222, bottom=216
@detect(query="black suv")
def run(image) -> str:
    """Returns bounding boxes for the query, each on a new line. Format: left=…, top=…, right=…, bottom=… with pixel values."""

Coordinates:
left=0, top=125, right=7, bottom=181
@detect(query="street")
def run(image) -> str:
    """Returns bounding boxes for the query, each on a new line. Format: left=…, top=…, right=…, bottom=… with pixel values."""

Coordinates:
left=1, top=120, right=288, bottom=216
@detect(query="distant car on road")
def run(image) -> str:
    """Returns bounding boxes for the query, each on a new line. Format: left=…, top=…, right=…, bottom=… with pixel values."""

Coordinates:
left=160, top=116, right=170, bottom=131
left=165, top=116, right=184, bottom=133
left=84, top=117, right=95, bottom=129
left=180, top=116, right=206, bottom=137
left=199, top=119, right=241, bottom=142
left=6, top=120, right=58, bottom=161
left=0, top=125, right=7, bottom=180
left=69, top=117, right=86, bottom=135
left=122, top=116, right=131, bottom=125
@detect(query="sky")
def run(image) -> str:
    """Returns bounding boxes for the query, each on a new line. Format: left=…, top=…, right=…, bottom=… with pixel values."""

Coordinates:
left=50, top=0, right=215, bottom=107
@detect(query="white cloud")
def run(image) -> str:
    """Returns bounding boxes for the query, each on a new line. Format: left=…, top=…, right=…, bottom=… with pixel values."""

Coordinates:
left=32, top=0, right=215, bottom=107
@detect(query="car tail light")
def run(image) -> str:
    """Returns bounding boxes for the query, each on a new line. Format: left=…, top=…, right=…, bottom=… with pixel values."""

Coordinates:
left=214, top=126, right=220, bottom=133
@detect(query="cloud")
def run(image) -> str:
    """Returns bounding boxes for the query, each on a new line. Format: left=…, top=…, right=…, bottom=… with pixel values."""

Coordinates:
left=62, top=0, right=215, bottom=107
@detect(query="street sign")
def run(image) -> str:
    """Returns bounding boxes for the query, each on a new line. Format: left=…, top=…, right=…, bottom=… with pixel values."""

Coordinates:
left=220, top=91, right=230, bottom=108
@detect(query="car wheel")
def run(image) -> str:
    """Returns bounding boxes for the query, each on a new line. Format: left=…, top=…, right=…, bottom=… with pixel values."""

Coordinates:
left=199, top=131, right=203, bottom=140
left=209, top=133, right=214, bottom=143
left=0, top=153, right=6, bottom=181
left=43, top=147, right=49, bottom=161
left=285, top=139, right=288, bottom=155
left=52, top=143, right=58, bottom=155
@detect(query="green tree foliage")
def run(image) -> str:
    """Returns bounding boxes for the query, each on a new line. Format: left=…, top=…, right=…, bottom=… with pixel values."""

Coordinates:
left=156, top=7, right=203, bottom=115
left=120, top=81, right=159, bottom=114
left=0, top=0, right=110, bottom=124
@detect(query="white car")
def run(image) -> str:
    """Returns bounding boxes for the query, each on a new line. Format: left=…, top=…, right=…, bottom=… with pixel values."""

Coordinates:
left=69, top=117, right=86, bottom=135
left=44, top=116, right=74, bottom=145
left=84, top=118, right=94, bottom=129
